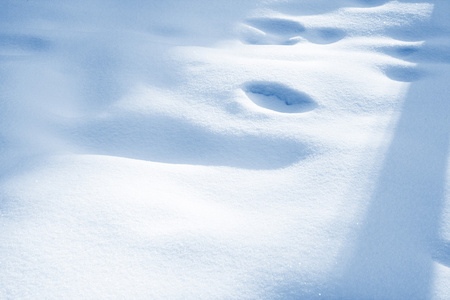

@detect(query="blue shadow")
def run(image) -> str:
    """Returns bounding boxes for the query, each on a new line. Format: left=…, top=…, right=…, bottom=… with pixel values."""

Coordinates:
left=339, top=2, right=450, bottom=299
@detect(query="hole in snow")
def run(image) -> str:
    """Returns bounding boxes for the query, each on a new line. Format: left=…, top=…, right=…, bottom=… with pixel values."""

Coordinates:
left=383, top=65, right=424, bottom=82
left=246, top=18, right=305, bottom=35
left=243, top=81, right=317, bottom=113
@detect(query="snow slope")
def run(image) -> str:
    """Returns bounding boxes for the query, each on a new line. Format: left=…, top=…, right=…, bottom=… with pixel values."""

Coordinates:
left=1, top=0, right=449, bottom=299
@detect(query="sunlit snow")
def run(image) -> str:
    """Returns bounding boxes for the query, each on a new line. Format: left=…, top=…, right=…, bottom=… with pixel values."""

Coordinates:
left=1, top=0, right=449, bottom=299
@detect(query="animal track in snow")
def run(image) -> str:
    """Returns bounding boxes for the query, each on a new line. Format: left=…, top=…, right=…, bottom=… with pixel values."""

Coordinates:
left=247, top=18, right=306, bottom=36
left=243, top=81, right=317, bottom=113
left=382, top=65, right=424, bottom=82
left=239, top=18, right=305, bottom=45
left=393, top=45, right=421, bottom=57
left=380, top=42, right=450, bottom=64
left=239, top=17, right=346, bottom=45
left=302, top=27, right=346, bottom=45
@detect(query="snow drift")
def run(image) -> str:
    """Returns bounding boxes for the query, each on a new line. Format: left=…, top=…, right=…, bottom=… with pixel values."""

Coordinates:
left=1, top=0, right=449, bottom=299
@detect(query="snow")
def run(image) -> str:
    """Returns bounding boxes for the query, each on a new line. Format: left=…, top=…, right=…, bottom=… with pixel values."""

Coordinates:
left=1, top=0, right=449, bottom=299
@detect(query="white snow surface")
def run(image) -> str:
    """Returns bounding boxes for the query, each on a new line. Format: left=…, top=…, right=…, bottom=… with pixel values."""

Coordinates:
left=1, top=0, right=450, bottom=299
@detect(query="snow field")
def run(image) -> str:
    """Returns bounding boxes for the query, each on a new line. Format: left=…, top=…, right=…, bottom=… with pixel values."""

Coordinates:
left=1, top=0, right=450, bottom=299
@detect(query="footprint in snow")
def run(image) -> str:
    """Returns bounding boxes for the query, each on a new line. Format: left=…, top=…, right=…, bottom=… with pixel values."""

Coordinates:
left=243, top=81, right=317, bottom=113
left=381, top=42, right=450, bottom=65
left=391, top=45, right=422, bottom=58
left=382, top=64, right=425, bottom=82
left=239, top=17, right=346, bottom=45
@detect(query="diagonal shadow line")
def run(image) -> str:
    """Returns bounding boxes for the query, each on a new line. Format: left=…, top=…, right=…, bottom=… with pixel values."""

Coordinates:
left=338, top=2, right=450, bottom=299
left=433, top=241, right=450, bottom=268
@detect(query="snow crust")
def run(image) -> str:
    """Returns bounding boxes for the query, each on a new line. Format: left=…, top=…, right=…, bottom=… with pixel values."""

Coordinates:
left=1, top=0, right=449, bottom=299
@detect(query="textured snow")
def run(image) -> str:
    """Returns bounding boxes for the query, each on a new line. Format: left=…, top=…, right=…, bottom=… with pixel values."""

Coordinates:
left=1, top=0, right=449, bottom=299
